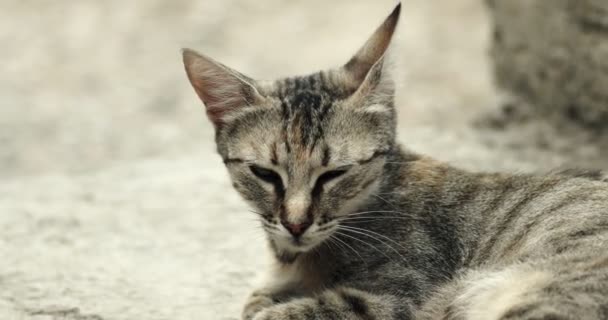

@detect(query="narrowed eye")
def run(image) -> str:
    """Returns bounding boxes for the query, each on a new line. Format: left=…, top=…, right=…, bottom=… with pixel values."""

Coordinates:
left=315, top=168, right=349, bottom=190
left=249, top=165, right=283, bottom=187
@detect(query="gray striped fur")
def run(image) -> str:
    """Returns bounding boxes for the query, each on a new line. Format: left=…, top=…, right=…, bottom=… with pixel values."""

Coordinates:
left=183, top=3, right=608, bottom=319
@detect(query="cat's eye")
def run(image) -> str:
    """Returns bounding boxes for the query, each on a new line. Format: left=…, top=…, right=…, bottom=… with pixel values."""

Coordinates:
left=249, top=165, right=283, bottom=188
left=314, top=168, right=350, bottom=191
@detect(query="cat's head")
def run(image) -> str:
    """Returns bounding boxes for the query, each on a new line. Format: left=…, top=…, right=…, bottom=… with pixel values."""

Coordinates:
left=184, top=4, right=400, bottom=262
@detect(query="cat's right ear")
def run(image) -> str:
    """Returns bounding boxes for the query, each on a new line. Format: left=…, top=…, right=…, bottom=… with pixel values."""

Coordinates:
left=182, top=49, right=263, bottom=128
left=342, top=3, right=400, bottom=100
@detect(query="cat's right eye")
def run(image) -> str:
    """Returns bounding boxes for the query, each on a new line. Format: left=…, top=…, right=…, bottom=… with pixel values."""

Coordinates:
left=312, top=167, right=351, bottom=195
left=249, top=165, right=283, bottom=188
left=316, top=169, right=348, bottom=186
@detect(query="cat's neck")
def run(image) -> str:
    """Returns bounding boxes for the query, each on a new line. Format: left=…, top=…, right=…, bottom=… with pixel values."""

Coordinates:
left=381, top=145, right=455, bottom=197
left=375, top=145, right=475, bottom=220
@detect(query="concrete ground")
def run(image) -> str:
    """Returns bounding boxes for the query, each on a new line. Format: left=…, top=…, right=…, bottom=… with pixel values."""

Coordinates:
left=1, top=1, right=605, bottom=319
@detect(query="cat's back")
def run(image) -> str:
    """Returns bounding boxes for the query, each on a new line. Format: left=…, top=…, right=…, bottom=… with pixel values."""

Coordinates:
left=467, top=169, right=608, bottom=266
left=384, top=152, right=608, bottom=270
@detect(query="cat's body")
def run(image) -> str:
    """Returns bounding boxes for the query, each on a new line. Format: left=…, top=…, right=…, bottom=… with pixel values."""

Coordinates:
left=243, top=148, right=608, bottom=320
left=183, top=3, right=608, bottom=319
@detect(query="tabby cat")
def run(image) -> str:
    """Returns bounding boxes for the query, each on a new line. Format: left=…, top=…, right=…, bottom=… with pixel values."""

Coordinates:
left=183, top=3, right=608, bottom=319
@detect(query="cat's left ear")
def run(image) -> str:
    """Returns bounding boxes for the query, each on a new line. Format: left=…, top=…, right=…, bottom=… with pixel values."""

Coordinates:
left=182, top=49, right=264, bottom=128
left=343, top=3, right=400, bottom=99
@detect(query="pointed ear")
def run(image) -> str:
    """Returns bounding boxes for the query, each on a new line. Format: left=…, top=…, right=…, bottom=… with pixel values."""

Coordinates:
left=343, top=3, right=400, bottom=93
left=182, top=49, right=263, bottom=128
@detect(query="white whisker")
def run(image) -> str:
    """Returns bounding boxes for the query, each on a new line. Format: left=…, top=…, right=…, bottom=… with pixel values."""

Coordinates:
left=371, top=193, right=399, bottom=211
left=337, top=226, right=408, bottom=262
left=334, top=230, right=397, bottom=264
left=337, top=216, right=412, bottom=223
left=329, top=234, right=367, bottom=266
left=339, top=225, right=409, bottom=253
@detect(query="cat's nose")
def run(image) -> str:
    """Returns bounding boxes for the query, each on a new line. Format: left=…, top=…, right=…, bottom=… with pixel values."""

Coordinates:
left=281, top=219, right=312, bottom=238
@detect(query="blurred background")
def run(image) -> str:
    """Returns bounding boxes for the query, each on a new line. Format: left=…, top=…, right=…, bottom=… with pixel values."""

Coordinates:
left=0, top=0, right=495, bottom=178
left=0, top=0, right=605, bottom=319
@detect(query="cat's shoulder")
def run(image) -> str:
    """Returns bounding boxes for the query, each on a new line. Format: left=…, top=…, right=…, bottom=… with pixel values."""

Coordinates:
left=547, top=168, right=608, bottom=183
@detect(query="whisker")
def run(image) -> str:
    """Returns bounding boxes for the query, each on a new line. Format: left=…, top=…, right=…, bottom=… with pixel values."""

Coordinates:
left=248, top=210, right=274, bottom=221
left=338, top=215, right=412, bottom=221
left=242, top=223, right=268, bottom=239
left=383, top=161, right=418, bottom=165
left=324, top=237, right=346, bottom=259
left=247, top=232, right=266, bottom=241
left=329, top=234, right=367, bottom=266
left=334, top=231, right=396, bottom=263
left=371, top=193, right=399, bottom=211
left=345, top=210, right=406, bottom=217
left=375, top=191, right=405, bottom=196
left=248, top=209, right=277, bottom=220
left=261, top=220, right=279, bottom=230
left=261, top=225, right=281, bottom=236
left=339, top=225, right=410, bottom=253
left=341, top=210, right=423, bottom=222
left=337, top=226, right=408, bottom=263
left=243, top=216, right=261, bottom=224
left=337, top=216, right=413, bottom=223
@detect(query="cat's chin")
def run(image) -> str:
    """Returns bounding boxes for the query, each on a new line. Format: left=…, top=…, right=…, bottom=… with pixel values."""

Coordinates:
left=270, top=237, right=325, bottom=263
left=275, top=238, right=319, bottom=253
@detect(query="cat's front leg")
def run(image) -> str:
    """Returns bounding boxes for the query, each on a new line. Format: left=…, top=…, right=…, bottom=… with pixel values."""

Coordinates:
left=252, top=286, right=408, bottom=320
left=243, top=282, right=305, bottom=320
left=242, top=288, right=277, bottom=320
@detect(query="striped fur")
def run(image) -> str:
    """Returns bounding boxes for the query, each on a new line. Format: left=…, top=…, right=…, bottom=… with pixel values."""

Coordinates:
left=183, top=3, right=608, bottom=320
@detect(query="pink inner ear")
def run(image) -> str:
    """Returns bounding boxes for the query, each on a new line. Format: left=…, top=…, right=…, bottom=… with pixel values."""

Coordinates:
left=183, top=49, right=258, bottom=128
left=190, top=77, right=230, bottom=126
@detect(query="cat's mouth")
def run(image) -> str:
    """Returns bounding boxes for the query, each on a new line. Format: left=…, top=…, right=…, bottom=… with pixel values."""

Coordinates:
left=269, top=222, right=337, bottom=260
left=277, top=233, right=323, bottom=252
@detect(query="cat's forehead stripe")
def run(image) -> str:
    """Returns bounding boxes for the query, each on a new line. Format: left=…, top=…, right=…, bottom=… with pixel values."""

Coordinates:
left=321, top=146, right=331, bottom=167
left=270, top=142, right=278, bottom=165
left=275, top=72, right=348, bottom=151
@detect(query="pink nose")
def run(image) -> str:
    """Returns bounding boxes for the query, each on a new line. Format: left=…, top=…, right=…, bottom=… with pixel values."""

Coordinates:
left=281, top=219, right=312, bottom=237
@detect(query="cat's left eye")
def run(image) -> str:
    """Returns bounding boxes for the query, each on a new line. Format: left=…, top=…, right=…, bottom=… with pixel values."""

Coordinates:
left=249, top=165, right=283, bottom=188
left=314, top=167, right=351, bottom=191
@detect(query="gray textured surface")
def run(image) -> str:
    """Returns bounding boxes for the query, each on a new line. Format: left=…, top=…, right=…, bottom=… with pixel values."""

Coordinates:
left=1, top=1, right=606, bottom=319
left=488, top=0, right=608, bottom=130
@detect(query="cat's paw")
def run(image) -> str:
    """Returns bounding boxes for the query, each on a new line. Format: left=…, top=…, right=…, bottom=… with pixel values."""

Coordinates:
left=242, top=291, right=275, bottom=320
left=252, top=299, right=315, bottom=320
